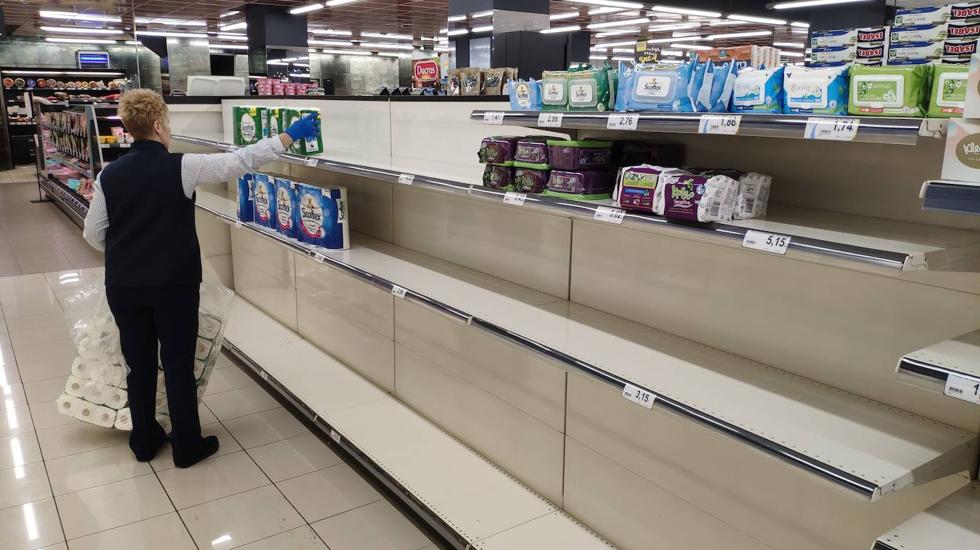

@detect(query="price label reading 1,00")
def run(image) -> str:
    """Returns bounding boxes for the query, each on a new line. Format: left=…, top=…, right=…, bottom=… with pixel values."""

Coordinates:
left=699, top=114, right=741, bottom=135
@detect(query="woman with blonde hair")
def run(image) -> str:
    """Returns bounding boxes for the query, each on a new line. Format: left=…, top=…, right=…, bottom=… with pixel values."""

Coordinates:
left=84, top=89, right=319, bottom=468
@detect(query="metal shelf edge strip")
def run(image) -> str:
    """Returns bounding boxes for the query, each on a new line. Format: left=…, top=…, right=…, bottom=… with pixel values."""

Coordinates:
left=900, top=356, right=980, bottom=384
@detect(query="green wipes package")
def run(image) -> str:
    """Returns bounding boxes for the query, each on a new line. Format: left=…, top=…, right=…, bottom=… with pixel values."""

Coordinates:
left=540, top=71, right=569, bottom=111
left=848, top=64, right=931, bottom=117
left=928, top=64, right=968, bottom=118
left=567, top=68, right=613, bottom=112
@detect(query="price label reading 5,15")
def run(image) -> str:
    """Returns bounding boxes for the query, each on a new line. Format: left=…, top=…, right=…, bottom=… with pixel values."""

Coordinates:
left=607, top=113, right=640, bottom=131
left=742, top=230, right=792, bottom=255
left=804, top=117, right=860, bottom=141
left=622, top=384, right=655, bottom=409
left=483, top=112, right=505, bottom=125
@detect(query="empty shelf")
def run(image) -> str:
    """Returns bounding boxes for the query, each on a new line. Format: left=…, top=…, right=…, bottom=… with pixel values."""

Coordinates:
left=921, top=180, right=980, bottom=217
left=899, top=329, right=980, bottom=406
left=222, top=296, right=611, bottom=549
left=874, top=482, right=979, bottom=550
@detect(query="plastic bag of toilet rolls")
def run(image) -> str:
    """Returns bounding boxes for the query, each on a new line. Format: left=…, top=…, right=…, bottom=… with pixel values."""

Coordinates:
left=58, top=276, right=235, bottom=432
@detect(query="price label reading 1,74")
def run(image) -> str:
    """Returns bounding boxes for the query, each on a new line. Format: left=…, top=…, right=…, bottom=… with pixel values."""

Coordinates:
left=699, top=114, right=741, bottom=135
left=607, top=113, right=640, bottom=131
left=944, top=374, right=980, bottom=405
left=804, top=117, right=860, bottom=141
left=622, top=384, right=655, bottom=409
left=483, top=112, right=505, bottom=125
left=742, top=230, right=792, bottom=255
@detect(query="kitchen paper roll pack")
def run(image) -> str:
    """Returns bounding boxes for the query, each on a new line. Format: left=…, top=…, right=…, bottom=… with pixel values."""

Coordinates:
left=114, top=408, right=132, bottom=431
left=74, top=402, right=116, bottom=428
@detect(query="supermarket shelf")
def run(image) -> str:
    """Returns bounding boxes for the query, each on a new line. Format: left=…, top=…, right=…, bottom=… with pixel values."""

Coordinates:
left=173, top=134, right=980, bottom=273
left=469, top=110, right=934, bottom=146
left=873, top=482, right=979, bottom=550
left=99, top=142, right=130, bottom=149
left=921, top=180, right=980, bottom=217
left=898, top=329, right=980, bottom=405
left=39, top=173, right=88, bottom=228
left=197, top=189, right=979, bottom=501
left=45, top=152, right=93, bottom=177
left=223, top=296, right=612, bottom=549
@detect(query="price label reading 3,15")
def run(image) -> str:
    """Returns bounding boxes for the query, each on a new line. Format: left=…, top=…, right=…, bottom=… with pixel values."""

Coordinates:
left=742, top=230, right=792, bottom=254
left=805, top=117, right=860, bottom=141
left=537, top=113, right=564, bottom=128
left=622, top=384, right=655, bottom=409
left=483, top=112, right=505, bottom=125
left=699, top=114, right=741, bottom=135
left=607, top=113, right=639, bottom=131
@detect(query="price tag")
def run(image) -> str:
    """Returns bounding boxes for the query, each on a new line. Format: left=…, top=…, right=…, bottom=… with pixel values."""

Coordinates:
left=329, top=430, right=342, bottom=444
left=607, top=113, right=639, bottom=131
left=391, top=285, right=407, bottom=299
left=259, top=370, right=269, bottom=381
left=305, top=157, right=318, bottom=167
left=742, top=230, right=792, bottom=255
left=622, top=384, right=655, bottom=409
left=397, top=173, right=415, bottom=185
left=804, top=117, right=860, bottom=141
left=944, top=374, right=980, bottom=405
left=313, top=253, right=326, bottom=263
left=503, top=192, right=527, bottom=206
left=483, top=112, right=505, bottom=125
left=594, top=206, right=626, bottom=224
left=699, top=114, right=741, bottom=135
left=537, top=112, right=564, bottom=128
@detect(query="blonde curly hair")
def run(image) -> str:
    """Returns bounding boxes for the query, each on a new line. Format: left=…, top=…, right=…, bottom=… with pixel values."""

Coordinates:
left=118, top=89, right=168, bottom=139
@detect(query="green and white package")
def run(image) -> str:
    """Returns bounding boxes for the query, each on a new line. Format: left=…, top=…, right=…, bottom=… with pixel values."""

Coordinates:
left=848, top=64, right=931, bottom=117
left=541, top=71, right=569, bottom=111
left=266, top=107, right=282, bottom=136
left=233, top=106, right=263, bottom=145
left=928, top=64, right=968, bottom=118
left=281, top=108, right=303, bottom=154
left=299, top=108, right=323, bottom=155
left=567, top=69, right=612, bottom=111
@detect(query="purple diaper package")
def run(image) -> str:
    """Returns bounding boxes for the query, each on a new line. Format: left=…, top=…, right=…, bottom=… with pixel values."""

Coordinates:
left=297, top=183, right=350, bottom=250
left=252, top=173, right=277, bottom=230
left=547, top=170, right=612, bottom=200
left=514, top=137, right=552, bottom=165
left=237, top=174, right=254, bottom=222
left=478, top=136, right=521, bottom=164
left=514, top=167, right=549, bottom=193
left=547, top=140, right=613, bottom=170
left=275, top=178, right=299, bottom=239
left=483, top=164, right=516, bottom=190
left=654, top=172, right=738, bottom=222
left=614, top=165, right=669, bottom=213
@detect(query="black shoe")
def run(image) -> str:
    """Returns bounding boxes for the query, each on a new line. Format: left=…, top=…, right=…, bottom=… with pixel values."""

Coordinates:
left=130, top=425, right=167, bottom=462
left=173, top=436, right=219, bottom=469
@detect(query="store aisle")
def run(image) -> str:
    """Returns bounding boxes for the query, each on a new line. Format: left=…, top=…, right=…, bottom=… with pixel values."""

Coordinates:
left=0, top=269, right=438, bottom=549
left=0, top=167, right=103, bottom=278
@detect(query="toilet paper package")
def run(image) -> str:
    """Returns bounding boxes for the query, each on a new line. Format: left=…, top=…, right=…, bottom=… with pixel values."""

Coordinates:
left=888, top=41, right=945, bottom=64
left=114, top=408, right=132, bottom=431
left=654, top=172, right=739, bottom=222
left=237, top=174, right=254, bottom=223
left=546, top=170, right=613, bottom=200
left=275, top=178, right=299, bottom=239
left=298, top=109, right=324, bottom=156
left=614, top=165, right=669, bottom=213
left=783, top=65, right=849, bottom=115
left=233, top=106, right=263, bottom=145
left=849, top=64, right=931, bottom=116
left=810, top=29, right=858, bottom=49
left=894, top=6, right=951, bottom=27
left=514, top=166, right=549, bottom=193
left=540, top=71, right=569, bottom=111
left=195, top=337, right=215, bottom=362
left=252, top=173, right=277, bottom=230
left=928, top=64, right=969, bottom=117
left=731, top=66, right=784, bottom=113
left=508, top=79, right=542, bottom=111
left=297, top=183, right=350, bottom=250
left=265, top=107, right=283, bottom=137
left=483, top=164, right=516, bottom=190
left=199, top=312, right=222, bottom=340
left=621, top=62, right=696, bottom=112
left=74, top=402, right=116, bottom=428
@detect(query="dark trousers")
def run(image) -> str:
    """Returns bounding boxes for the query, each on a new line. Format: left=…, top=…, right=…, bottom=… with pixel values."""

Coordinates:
left=106, top=284, right=204, bottom=459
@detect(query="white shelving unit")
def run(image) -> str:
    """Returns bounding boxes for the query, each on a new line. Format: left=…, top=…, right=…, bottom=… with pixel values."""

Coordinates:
left=899, top=329, right=980, bottom=406
left=197, top=189, right=979, bottom=501
left=874, top=482, right=979, bottom=550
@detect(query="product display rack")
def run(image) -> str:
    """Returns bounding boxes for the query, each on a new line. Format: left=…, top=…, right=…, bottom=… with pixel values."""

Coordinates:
left=173, top=134, right=980, bottom=274
left=874, top=482, right=979, bottom=550
left=920, top=180, right=980, bottom=217
left=898, top=330, right=980, bottom=406
left=468, top=110, right=945, bottom=146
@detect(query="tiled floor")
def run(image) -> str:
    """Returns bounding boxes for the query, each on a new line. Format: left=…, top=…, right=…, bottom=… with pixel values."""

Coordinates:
left=0, top=166, right=104, bottom=278
left=0, top=268, right=438, bottom=549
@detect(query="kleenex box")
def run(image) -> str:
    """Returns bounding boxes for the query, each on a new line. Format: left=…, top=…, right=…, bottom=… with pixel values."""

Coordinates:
left=963, top=53, right=980, bottom=118
left=296, top=183, right=350, bottom=250
left=942, top=119, right=980, bottom=182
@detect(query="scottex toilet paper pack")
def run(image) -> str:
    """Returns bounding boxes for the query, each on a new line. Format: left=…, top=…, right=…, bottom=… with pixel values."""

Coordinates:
left=297, top=183, right=350, bottom=250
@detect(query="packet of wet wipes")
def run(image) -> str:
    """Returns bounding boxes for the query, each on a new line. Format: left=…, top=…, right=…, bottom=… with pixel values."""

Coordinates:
left=731, top=66, right=783, bottom=113
left=783, top=65, right=849, bottom=115
left=848, top=63, right=931, bottom=116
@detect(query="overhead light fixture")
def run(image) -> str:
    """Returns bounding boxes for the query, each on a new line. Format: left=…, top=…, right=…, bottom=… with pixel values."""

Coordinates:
left=216, top=34, right=248, bottom=41
left=588, top=17, right=650, bottom=30
left=325, top=0, right=360, bottom=6
left=471, top=10, right=494, bottom=18
left=791, top=28, right=809, bottom=34
left=38, top=10, right=121, bottom=23
left=137, top=31, right=210, bottom=38
left=308, top=39, right=354, bottom=46
left=311, top=29, right=353, bottom=35
left=541, top=25, right=583, bottom=34
left=774, top=0, right=870, bottom=8
left=588, top=7, right=627, bottom=15
left=791, top=21, right=810, bottom=28
left=651, top=5, right=722, bottom=17
left=220, top=11, right=240, bottom=18
left=550, top=11, right=580, bottom=21
left=726, top=14, right=787, bottom=25
left=648, top=22, right=702, bottom=32
left=471, top=25, right=494, bottom=33
left=612, top=48, right=633, bottom=52
left=45, top=37, right=118, bottom=44
left=267, top=60, right=289, bottom=65
left=670, top=43, right=711, bottom=50
left=594, top=40, right=639, bottom=48
left=134, top=17, right=207, bottom=26
left=708, top=19, right=748, bottom=26
left=126, top=41, right=142, bottom=45
left=660, top=49, right=683, bottom=56
left=596, top=29, right=642, bottom=38
left=780, top=51, right=805, bottom=56
left=39, top=26, right=123, bottom=35
left=648, top=35, right=702, bottom=44
left=447, top=29, right=469, bottom=36
left=610, top=56, right=634, bottom=61
left=294, top=62, right=311, bottom=67
left=361, top=32, right=413, bottom=40
left=568, top=1, right=644, bottom=8
left=377, top=52, right=412, bottom=58
left=672, top=31, right=703, bottom=38
left=209, top=44, right=248, bottom=50
left=447, top=15, right=467, bottom=22
left=220, top=22, right=247, bottom=31
left=288, top=73, right=311, bottom=78
left=290, top=3, right=324, bottom=15
left=358, top=42, right=414, bottom=50
left=773, top=41, right=805, bottom=48
left=321, top=48, right=371, bottom=55
left=706, top=30, right=773, bottom=40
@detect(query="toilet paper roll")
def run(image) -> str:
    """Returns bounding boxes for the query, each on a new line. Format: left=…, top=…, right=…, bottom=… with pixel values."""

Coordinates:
left=65, top=376, right=86, bottom=398
left=193, top=359, right=206, bottom=380
left=157, top=369, right=167, bottom=389
left=199, top=313, right=222, bottom=340
left=73, top=402, right=115, bottom=427
left=155, top=393, right=168, bottom=412
left=101, top=386, right=127, bottom=410
left=196, top=385, right=206, bottom=400
left=81, top=382, right=105, bottom=405
left=56, top=394, right=81, bottom=418
left=156, top=414, right=172, bottom=434
left=103, top=364, right=127, bottom=388
left=70, top=357, right=91, bottom=380
left=195, top=338, right=214, bottom=361
left=114, top=408, right=133, bottom=431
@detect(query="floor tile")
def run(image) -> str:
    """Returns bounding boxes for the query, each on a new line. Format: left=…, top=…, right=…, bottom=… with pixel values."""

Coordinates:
left=7, top=326, right=72, bottom=351
left=1, top=381, right=29, bottom=408
left=9, top=342, right=74, bottom=370
left=203, top=366, right=257, bottom=396
left=17, top=359, right=72, bottom=384
left=180, top=485, right=305, bottom=550
left=198, top=403, right=218, bottom=425
left=311, top=499, right=432, bottom=550
left=202, top=386, right=281, bottom=421
left=0, top=462, right=52, bottom=510
left=3, top=312, right=68, bottom=333
left=222, top=408, right=308, bottom=449
left=66, top=512, right=196, bottom=550
left=150, top=422, right=242, bottom=472
left=0, top=299, right=62, bottom=321
left=0, top=432, right=43, bottom=470
left=45, top=443, right=151, bottom=496
left=40, top=544, right=67, bottom=550
left=238, top=525, right=328, bottom=550
left=23, top=376, right=67, bottom=405
left=277, top=463, right=382, bottom=523
left=247, top=433, right=343, bottom=483
left=30, top=400, right=75, bottom=431
left=36, top=421, right=128, bottom=460
left=156, top=451, right=269, bottom=509
left=56, top=473, right=173, bottom=540
left=0, top=499, right=65, bottom=549
left=0, top=403, right=34, bottom=438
